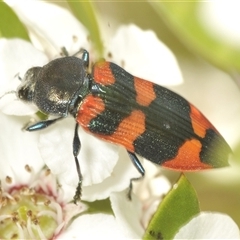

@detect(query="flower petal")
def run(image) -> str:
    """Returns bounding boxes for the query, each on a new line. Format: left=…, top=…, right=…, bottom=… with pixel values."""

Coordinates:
left=59, top=213, right=124, bottom=239
left=133, top=161, right=171, bottom=228
left=82, top=147, right=141, bottom=201
left=135, top=160, right=171, bottom=198
left=7, top=1, right=90, bottom=56
left=0, top=111, right=44, bottom=185
left=0, top=38, right=48, bottom=85
left=110, top=191, right=144, bottom=238
left=104, top=24, right=183, bottom=86
left=174, top=212, right=240, bottom=239
left=0, top=38, right=48, bottom=115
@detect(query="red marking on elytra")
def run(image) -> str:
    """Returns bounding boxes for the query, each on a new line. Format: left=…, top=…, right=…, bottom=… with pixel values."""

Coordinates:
left=100, top=110, right=145, bottom=152
left=190, top=104, right=218, bottom=138
left=77, top=95, right=105, bottom=127
left=134, top=77, right=156, bottom=107
left=162, top=139, right=212, bottom=170
left=79, top=108, right=146, bottom=152
left=93, top=61, right=115, bottom=85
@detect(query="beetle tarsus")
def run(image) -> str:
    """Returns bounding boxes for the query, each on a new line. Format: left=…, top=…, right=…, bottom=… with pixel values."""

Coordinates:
left=73, top=180, right=82, bottom=204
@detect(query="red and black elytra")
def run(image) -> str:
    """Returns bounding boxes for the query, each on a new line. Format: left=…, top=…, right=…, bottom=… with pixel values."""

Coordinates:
left=17, top=49, right=231, bottom=202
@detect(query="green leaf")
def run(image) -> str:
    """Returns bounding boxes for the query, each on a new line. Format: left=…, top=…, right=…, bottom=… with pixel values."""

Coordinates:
left=0, top=1, right=30, bottom=41
left=143, top=174, right=200, bottom=240
left=149, top=1, right=240, bottom=73
left=67, top=0, right=103, bottom=56
left=36, top=111, right=48, bottom=121
left=83, top=198, right=113, bottom=215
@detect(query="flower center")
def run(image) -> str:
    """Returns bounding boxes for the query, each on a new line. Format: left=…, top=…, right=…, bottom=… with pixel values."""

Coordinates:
left=0, top=169, right=65, bottom=239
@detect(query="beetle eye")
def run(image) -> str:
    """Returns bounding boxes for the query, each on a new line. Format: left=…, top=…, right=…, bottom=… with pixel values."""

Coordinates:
left=17, top=67, right=41, bottom=102
left=17, top=85, right=34, bottom=102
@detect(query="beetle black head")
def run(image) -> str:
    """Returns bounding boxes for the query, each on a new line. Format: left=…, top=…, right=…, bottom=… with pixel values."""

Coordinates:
left=17, top=56, right=90, bottom=117
left=17, top=67, right=41, bottom=102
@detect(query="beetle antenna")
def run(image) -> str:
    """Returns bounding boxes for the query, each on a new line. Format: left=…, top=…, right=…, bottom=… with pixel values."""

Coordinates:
left=0, top=90, right=16, bottom=100
left=13, top=72, right=22, bottom=81
left=61, top=47, right=69, bottom=57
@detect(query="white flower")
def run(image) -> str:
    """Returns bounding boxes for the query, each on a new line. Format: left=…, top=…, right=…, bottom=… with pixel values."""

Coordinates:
left=0, top=164, right=88, bottom=239
left=60, top=191, right=144, bottom=239
left=174, top=212, right=240, bottom=239
left=5, top=0, right=90, bottom=57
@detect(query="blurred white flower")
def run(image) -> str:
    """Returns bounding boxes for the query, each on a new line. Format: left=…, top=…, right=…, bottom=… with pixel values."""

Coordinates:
left=198, top=1, right=240, bottom=48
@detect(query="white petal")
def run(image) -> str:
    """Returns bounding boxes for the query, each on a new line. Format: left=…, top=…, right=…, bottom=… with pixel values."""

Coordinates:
left=0, top=111, right=44, bottom=185
left=0, top=38, right=47, bottom=115
left=59, top=213, right=124, bottom=239
left=135, top=160, right=171, bottom=198
left=63, top=202, right=88, bottom=225
left=133, top=161, right=171, bottom=228
left=198, top=2, right=240, bottom=47
left=104, top=24, right=183, bottom=86
left=0, top=98, right=37, bottom=116
left=39, top=118, right=119, bottom=187
left=174, top=212, right=240, bottom=239
left=0, top=38, right=48, bottom=85
left=7, top=1, right=90, bottom=56
left=81, top=147, right=141, bottom=201
left=110, top=191, right=144, bottom=238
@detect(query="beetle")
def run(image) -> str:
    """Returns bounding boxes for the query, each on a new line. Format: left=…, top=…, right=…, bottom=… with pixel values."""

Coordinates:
left=16, top=49, right=231, bottom=202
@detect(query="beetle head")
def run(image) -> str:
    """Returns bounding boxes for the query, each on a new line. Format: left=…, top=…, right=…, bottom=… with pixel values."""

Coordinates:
left=17, top=67, right=41, bottom=103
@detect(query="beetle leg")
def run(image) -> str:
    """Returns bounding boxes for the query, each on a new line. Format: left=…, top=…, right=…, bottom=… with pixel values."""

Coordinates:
left=127, top=151, right=145, bottom=200
left=81, top=49, right=89, bottom=68
left=26, top=117, right=64, bottom=131
left=72, top=123, right=83, bottom=204
left=60, top=47, right=89, bottom=69
left=60, top=47, right=69, bottom=57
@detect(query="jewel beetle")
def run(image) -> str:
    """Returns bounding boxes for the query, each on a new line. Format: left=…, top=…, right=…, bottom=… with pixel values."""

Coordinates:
left=16, top=49, right=231, bottom=202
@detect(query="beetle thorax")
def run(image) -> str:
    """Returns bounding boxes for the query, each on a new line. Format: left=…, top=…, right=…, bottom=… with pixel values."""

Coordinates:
left=18, top=57, right=88, bottom=117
